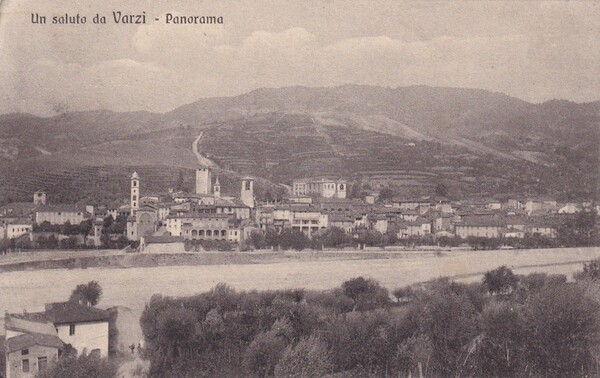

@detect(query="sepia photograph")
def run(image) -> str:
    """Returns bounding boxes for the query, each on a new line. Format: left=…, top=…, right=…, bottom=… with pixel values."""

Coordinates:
left=0, top=0, right=599, bottom=376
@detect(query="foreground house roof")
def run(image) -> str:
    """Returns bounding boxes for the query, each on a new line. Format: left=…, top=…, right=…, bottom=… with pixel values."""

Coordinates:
left=6, top=332, right=64, bottom=353
left=44, top=302, right=110, bottom=324
left=12, top=302, right=110, bottom=325
left=5, top=315, right=57, bottom=335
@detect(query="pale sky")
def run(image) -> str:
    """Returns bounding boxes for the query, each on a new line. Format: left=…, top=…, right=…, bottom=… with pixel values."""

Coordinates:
left=0, top=0, right=599, bottom=116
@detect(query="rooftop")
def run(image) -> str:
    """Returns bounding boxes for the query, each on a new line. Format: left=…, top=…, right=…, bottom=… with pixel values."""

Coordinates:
left=6, top=332, right=64, bottom=353
left=44, top=302, right=110, bottom=324
left=36, top=204, right=88, bottom=213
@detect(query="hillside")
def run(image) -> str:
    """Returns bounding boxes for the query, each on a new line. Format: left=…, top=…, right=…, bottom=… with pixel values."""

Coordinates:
left=0, top=85, right=597, bottom=203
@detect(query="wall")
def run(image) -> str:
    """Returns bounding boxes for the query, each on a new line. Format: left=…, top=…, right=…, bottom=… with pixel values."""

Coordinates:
left=7, top=345, right=58, bottom=378
left=35, top=212, right=85, bottom=225
left=144, top=242, right=186, bottom=254
left=7, top=225, right=32, bottom=239
left=55, top=321, right=109, bottom=357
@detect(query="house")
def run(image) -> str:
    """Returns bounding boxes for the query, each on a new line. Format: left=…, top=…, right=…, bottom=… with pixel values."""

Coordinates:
left=292, top=178, right=346, bottom=199
left=2, top=219, right=33, bottom=240
left=8, top=303, right=110, bottom=357
left=5, top=332, right=63, bottom=378
left=35, top=204, right=89, bottom=225
left=524, top=198, right=558, bottom=215
left=290, top=206, right=328, bottom=235
left=4, top=302, right=110, bottom=377
left=455, top=218, right=505, bottom=239
left=368, top=214, right=388, bottom=234
left=526, top=222, right=558, bottom=238
left=558, top=203, right=581, bottom=214
left=405, top=218, right=431, bottom=237
left=174, top=213, right=240, bottom=242
left=42, top=302, right=110, bottom=357
left=328, top=213, right=355, bottom=233
left=214, top=198, right=251, bottom=220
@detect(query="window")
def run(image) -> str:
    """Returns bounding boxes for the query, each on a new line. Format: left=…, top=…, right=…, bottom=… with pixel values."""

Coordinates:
left=133, top=195, right=137, bottom=200
left=38, top=356, right=48, bottom=371
left=69, top=324, right=76, bottom=335
left=21, top=349, right=29, bottom=355
left=22, top=359, right=29, bottom=372
left=133, top=181, right=137, bottom=187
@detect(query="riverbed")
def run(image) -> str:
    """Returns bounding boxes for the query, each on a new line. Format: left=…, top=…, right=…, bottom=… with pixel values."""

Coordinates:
left=1, top=247, right=599, bottom=336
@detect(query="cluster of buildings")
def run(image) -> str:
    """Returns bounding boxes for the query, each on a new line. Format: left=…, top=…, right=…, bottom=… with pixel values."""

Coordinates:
left=257, top=194, right=595, bottom=242
left=0, top=165, right=596, bottom=252
left=4, top=301, right=110, bottom=378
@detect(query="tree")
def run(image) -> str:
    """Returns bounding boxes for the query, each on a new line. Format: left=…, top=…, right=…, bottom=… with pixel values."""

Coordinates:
left=70, top=281, right=103, bottom=306
left=249, top=230, right=266, bottom=249
left=575, top=259, right=600, bottom=281
left=415, top=282, right=479, bottom=376
left=434, top=183, right=449, bottom=198
left=483, top=266, right=518, bottom=295
left=341, top=277, right=389, bottom=311
left=471, top=301, right=526, bottom=376
left=37, top=351, right=117, bottom=378
left=379, top=188, right=394, bottom=202
left=522, top=283, right=600, bottom=376
left=243, top=331, right=287, bottom=377
left=558, top=210, right=598, bottom=246
left=175, top=170, right=186, bottom=192
left=274, top=335, right=333, bottom=377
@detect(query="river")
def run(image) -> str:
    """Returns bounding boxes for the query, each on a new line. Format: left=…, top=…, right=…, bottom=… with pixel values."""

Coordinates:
left=1, top=247, right=600, bottom=335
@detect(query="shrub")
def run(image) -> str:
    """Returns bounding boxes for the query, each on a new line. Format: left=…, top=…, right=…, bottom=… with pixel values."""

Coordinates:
left=274, top=335, right=333, bottom=377
left=37, top=351, right=117, bottom=378
left=483, top=265, right=518, bottom=295
left=243, top=331, right=287, bottom=376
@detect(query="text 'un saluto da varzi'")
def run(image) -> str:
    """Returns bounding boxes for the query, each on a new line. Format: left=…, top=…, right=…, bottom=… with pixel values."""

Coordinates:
left=31, top=12, right=224, bottom=25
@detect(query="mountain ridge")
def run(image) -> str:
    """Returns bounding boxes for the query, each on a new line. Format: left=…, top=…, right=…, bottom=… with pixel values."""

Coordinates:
left=0, top=85, right=597, bottom=202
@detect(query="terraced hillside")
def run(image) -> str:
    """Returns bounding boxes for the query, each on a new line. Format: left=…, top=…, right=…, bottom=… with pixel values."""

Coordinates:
left=199, top=112, right=588, bottom=198
left=0, top=85, right=597, bottom=203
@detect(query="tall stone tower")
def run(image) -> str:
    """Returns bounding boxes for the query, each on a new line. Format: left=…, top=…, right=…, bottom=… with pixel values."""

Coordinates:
left=196, top=167, right=212, bottom=195
left=213, top=176, right=221, bottom=199
left=131, top=171, right=140, bottom=216
left=241, top=177, right=255, bottom=209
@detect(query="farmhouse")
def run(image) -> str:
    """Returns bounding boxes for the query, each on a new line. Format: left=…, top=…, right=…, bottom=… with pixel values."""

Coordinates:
left=4, top=302, right=110, bottom=377
left=5, top=331, right=63, bottom=378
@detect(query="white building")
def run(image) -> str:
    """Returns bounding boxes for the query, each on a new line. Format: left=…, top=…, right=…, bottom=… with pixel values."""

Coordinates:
left=43, top=302, right=110, bottom=357
left=292, top=178, right=346, bottom=199
left=35, top=204, right=89, bottom=225
left=4, top=219, right=33, bottom=239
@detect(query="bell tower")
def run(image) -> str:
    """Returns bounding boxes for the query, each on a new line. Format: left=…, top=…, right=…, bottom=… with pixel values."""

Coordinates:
left=213, top=176, right=221, bottom=199
left=131, top=171, right=140, bottom=216
left=241, top=176, right=255, bottom=209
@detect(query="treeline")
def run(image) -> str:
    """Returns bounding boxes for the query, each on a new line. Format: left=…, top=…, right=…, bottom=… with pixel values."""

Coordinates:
left=246, top=227, right=579, bottom=252
left=140, top=262, right=600, bottom=377
left=1, top=215, right=131, bottom=252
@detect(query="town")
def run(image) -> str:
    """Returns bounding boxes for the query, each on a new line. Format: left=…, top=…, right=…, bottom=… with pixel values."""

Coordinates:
left=0, top=165, right=596, bottom=255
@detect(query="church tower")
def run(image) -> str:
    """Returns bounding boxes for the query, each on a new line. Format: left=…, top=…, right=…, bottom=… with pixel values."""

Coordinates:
left=241, top=177, right=255, bottom=209
left=196, top=167, right=211, bottom=195
left=131, top=171, right=140, bottom=216
left=213, top=176, right=221, bottom=199
left=33, top=190, right=47, bottom=205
